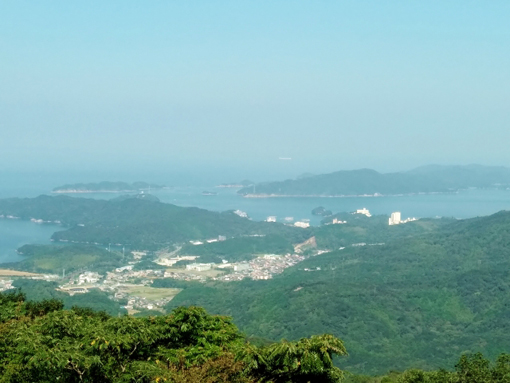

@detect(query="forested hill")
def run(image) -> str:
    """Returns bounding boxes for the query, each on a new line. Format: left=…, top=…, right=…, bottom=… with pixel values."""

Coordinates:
left=0, top=195, right=307, bottom=249
left=238, top=164, right=510, bottom=196
left=166, top=210, right=510, bottom=374
left=52, top=181, right=164, bottom=193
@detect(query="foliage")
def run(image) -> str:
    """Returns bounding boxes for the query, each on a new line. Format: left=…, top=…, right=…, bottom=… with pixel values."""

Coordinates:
left=0, top=195, right=308, bottom=249
left=7, top=243, right=123, bottom=274
left=0, top=293, right=348, bottom=382
left=165, top=211, right=510, bottom=374
left=10, top=279, right=126, bottom=316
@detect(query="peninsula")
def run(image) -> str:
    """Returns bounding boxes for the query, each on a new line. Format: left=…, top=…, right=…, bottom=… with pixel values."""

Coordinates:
left=238, top=164, right=510, bottom=197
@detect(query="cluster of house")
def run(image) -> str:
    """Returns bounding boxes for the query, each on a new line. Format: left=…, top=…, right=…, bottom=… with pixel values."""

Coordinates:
left=265, top=216, right=311, bottom=228
left=0, top=279, right=13, bottom=292
left=213, top=253, right=306, bottom=282
left=121, top=295, right=171, bottom=312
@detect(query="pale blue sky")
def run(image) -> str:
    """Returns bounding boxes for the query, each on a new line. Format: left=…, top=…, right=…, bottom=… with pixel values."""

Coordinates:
left=1, top=1, right=509, bottom=180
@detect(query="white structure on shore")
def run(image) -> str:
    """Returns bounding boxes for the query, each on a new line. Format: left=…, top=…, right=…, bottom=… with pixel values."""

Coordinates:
left=266, top=216, right=277, bottom=223
left=389, top=211, right=418, bottom=225
left=389, top=212, right=401, bottom=225
left=355, top=208, right=372, bottom=217
left=233, top=210, right=248, bottom=218
left=294, top=221, right=310, bottom=228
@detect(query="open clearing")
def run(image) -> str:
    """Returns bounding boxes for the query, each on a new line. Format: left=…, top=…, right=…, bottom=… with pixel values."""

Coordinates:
left=0, top=269, right=40, bottom=277
left=165, top=267, right=225, bottom=278
left=120, top=285, right=182, bottom=300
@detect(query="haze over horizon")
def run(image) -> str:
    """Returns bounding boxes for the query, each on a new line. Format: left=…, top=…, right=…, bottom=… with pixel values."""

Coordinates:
left=1, top=1, right=510, bottom=178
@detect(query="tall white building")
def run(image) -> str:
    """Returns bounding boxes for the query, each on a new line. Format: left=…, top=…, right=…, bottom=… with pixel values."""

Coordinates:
left=356, top=208, right=372, bottom=217
left=389, top=212, right=402, bottom=225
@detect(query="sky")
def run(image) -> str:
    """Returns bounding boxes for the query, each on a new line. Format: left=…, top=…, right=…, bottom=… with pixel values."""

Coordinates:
left=1, top=1, right=510, bottom=182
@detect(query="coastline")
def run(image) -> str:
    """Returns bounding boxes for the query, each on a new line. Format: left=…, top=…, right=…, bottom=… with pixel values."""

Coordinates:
left=53, top=190, right=135, bottom=194
left=240, top=191, right=453, bottom=198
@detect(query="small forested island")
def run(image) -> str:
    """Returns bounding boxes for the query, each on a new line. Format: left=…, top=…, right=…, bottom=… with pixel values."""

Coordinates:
left=52, top=181, right=165, bottom=193
left=238, top=164, right=510, bottom=197
left=312, top=206, right=333, bottom=216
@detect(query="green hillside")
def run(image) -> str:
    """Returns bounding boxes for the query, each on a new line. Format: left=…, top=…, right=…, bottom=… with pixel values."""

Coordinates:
left=165, top=210, right=510, bottom=374
left=7, top=244, right=123, bottom=274
left=0, top=195, right=308, bottom=250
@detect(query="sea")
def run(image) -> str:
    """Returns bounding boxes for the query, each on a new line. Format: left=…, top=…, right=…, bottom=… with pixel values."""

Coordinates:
left=2, top=170, right=510, bottom=264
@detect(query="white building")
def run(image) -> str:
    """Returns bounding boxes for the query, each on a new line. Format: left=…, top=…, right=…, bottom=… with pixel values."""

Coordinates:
left=233, top=210, right=248, bottom=218
left=294, top=221, right=310, bottom=228
left=186, top=263, right=213, bottom=272
left=332, top=218, right=347, bottom=224
left=266, top=216, right=277, bottom=223
left=355, top=208, right=372, bottom=217
left=389, top=212, right=402, bottom=225
left=78, top=272, right=102, bottom=285
left=389, top=211, right=418, bottom=225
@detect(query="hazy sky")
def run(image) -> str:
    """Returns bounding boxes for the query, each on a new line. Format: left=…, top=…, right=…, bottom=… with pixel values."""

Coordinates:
left=1, top=1, right=509, bottom=179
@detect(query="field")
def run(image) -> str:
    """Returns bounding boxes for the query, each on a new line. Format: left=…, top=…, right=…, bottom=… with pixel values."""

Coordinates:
left=121, top=285, right=182, bottom=300
left=0, top=269, right=40, bottom=277
left=165, top=267, right=226, bottom=278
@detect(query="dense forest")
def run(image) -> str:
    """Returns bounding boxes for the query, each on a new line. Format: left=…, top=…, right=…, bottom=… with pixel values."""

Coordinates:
left=0, top=290, right=347, bottom=383
left=165, top=211, right=510, bottom=374
left=238, top=165, right=510, bottom=196
left=3, top=244, right=124, bottom=274
left=2, top=291, right=510, bottom=382
left=0, top=195, right=308, bottom=249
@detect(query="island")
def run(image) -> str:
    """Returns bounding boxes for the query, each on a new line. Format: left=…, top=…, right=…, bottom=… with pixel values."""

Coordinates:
left=52, top=181, right=165, bottom=193
left=237, top=164, right=510, bottom=197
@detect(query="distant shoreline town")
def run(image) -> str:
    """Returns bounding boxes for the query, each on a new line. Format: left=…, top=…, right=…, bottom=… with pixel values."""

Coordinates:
left=241, top=191, right=449, bottom=198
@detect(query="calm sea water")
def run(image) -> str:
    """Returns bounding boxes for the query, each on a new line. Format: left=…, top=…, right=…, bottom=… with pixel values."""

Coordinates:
left=79, top=187, right=510, bottom=223
left=2, top=174, right=510, bottom=264
left=0, top=220, right=62, bottom=264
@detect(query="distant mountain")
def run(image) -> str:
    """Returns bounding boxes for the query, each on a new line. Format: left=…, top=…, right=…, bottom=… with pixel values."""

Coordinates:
left=237, top=165, right=510, bottom=197
left=52, top=181, right=165, bottom=193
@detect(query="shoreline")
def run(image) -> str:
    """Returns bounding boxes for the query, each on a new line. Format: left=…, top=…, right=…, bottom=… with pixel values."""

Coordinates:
left=51, top=189, right=164, bottom=194
left=240, top=191, right=454, bottom=198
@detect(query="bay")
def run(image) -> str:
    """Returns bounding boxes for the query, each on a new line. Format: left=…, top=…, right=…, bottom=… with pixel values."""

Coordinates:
left=0, top=220, right=62, bottom=264
left=61, top=187, right=510, bottom=224
left=2, top=182, right=510, bottom=264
